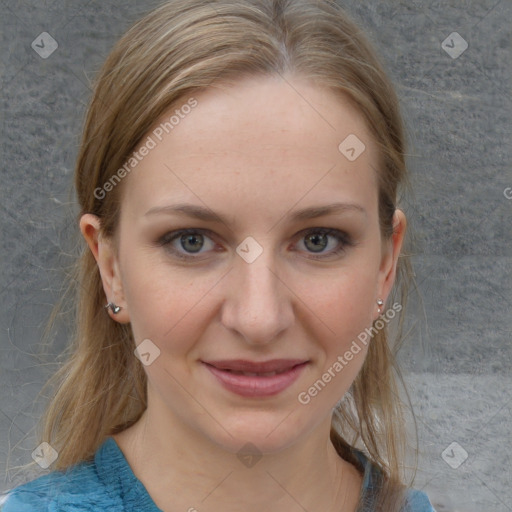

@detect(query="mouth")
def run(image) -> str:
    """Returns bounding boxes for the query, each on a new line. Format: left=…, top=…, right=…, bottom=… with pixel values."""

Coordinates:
left=201, top=359, right=310, bottom=397
left=218, top=368, right=292, bottom=377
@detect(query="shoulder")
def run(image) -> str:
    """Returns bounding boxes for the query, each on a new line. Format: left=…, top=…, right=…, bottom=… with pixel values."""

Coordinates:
left=403, top=488, right=437, bottom=511
left=350, top=449, right=436, bottom=512
left=0, top=459, right=122, bottom=512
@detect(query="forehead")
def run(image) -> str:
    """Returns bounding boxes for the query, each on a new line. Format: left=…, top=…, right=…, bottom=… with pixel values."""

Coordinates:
left=121, top=74, right=380, bottom=224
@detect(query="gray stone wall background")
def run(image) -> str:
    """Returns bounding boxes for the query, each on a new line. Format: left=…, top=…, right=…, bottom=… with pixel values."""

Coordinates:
left=0, top=1, right=510, bottom=510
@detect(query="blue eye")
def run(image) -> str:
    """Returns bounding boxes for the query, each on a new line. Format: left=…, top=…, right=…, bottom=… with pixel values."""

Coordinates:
left=157, top=227, right=353, bottom=261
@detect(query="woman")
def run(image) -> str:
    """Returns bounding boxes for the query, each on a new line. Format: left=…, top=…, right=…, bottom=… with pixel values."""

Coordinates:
left=1, top=1, right=435, bottom=510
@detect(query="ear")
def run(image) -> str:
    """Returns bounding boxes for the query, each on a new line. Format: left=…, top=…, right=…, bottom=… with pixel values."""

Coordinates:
left=374, top=209, right=407, bottom=319
left=79, top=213, right=130, bottom=324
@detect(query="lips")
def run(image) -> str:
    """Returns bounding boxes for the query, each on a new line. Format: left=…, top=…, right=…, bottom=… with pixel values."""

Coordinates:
left=202, top=359, right=310, bottom=397
left=203, top=359, right=308, bottom=374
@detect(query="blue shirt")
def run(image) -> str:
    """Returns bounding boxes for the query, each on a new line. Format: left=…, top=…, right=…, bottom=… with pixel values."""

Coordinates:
left=1, top=437, right=435, bottom=511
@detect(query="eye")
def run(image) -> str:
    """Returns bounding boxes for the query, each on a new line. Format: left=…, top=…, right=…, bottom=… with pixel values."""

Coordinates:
left=157, top=227, right=354, bottom=261
left=158, top=229, right=217, bottom=260
left=296, top=227, right=354, bottom=260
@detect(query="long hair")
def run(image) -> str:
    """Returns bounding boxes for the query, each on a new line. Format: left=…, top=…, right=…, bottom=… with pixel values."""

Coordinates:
left=15, top=1, right=420, bottom=509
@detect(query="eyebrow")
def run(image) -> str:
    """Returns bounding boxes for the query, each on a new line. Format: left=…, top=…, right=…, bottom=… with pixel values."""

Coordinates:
left=144, top=202, right=366, bottom=224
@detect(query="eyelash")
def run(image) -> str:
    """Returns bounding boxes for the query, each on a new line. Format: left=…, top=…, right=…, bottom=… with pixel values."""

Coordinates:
left=157, top=227, right=354, bottom=262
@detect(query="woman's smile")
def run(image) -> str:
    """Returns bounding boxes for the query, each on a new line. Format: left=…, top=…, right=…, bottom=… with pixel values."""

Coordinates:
left=202, top=360, right=310, bottom=397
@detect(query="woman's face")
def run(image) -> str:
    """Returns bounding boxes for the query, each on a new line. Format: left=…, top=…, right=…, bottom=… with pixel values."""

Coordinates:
left=89, top=74, right=405, bottom=454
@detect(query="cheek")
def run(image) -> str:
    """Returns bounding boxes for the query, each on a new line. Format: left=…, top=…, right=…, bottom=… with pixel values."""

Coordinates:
left=289, top=279, right=374, bottom=412
left=299, top=272, right=377, bottom=403
left=338, top=273, right=376, bottom=327
left=298, top=262, right=379, bottom=385
left=307, top=266, right=378, bottom=336
left=120, top=246, right=214, bottom=351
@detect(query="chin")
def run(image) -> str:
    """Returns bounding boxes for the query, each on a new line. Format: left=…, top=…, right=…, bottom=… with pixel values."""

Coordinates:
left=204, top=413, right=308, bottom=456
left=216, top=432, right=298, bottom=458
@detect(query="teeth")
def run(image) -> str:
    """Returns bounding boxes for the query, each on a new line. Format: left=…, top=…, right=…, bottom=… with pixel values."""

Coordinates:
left=226, top=369, right=285, bottom=376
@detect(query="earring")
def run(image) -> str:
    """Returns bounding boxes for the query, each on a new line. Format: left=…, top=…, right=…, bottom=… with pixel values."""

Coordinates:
left=104, top=302, right=122, bottom=314
left=376, top=299, right=384, bottom=314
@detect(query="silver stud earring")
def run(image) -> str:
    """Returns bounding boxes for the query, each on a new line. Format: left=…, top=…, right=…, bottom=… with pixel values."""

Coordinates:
left=105, top=302, right=122, bottom=314
left=376, top=299, right=384, bottom=314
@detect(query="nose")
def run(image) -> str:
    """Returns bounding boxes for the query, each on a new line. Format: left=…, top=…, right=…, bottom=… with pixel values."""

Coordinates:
left=220, top=246, right=295, bottom=346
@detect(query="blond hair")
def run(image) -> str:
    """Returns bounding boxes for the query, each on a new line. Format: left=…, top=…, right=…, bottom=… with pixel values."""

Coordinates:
left=16, top=1, right=419, bottom=509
